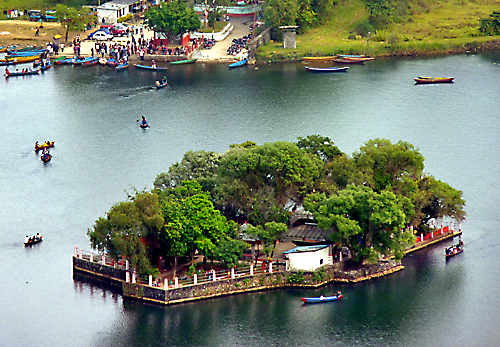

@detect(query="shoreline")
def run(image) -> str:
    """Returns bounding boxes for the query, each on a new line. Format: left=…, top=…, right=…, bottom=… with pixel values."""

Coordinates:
left=72, top=229, right=461, bottom=306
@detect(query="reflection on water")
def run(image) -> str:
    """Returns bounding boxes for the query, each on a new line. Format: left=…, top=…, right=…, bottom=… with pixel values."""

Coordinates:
left=2, top=53, right=500, bottom=346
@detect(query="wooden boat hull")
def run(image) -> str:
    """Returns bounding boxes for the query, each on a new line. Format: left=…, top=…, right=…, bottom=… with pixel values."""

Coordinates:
left=414, top=77, right=454, bottom=84
left=35, top=141, right=55, bottom=151
left=134, top=64, right=168, bottom=70
left=0, top=55, right=42, bottom=64
left=25, top=236, right=43, bottom=246
left=170, top=59, right=197, bottom=65
left=305, top=66, right=349, bottom=72
left=301, top=294, right=343, bottom=303
left=81, top=58, right=99, bottom=67
left=5, top=69, right=40, bottom=77
left=156, top=81, right=167, bottom=89
left=302, top=56, right=336, bottom=62
left=116, top=63, right=129, bottom=70
left=333, top=58, right=365, bottom=64
left=41, top=153, right=52, bottom=163
left=229, top=59, right=247, bottom=68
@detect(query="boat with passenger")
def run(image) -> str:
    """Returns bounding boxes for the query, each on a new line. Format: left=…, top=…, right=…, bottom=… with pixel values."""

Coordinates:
left=445, top=239, right=463, bottom=258
left=25, top=233, right=43, bottom=246
left=35, top=141, right=54, bottom=151
left=301, top=291, right=343, bottom=304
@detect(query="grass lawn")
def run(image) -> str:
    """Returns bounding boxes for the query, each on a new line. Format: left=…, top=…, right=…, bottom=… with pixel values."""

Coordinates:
left=257, top=0, right=500, bottom=60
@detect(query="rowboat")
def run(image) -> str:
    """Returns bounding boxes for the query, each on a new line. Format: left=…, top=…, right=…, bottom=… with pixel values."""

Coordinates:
left=24, top=234, right=43, bottom=246
left=116, top=62, right=129, bottom=70
left=107, top=58, right=117, bottom=67
left=99, top=57, right=108, bottom=65
left=155, top=79, right=168, bottom=89
left=302, top=56, right=336, bottom=62
left=134, top=64, right=168, bottom=70
left=301, top=293, right=343, bottom=304
left=55, top=58, right=74, bottom=65
left=333, top=58, right=365, bottom=64
left=229, top=59, right=247, bottom=68
left=337, top=55, right=374, bottom=62
left=73, top=56, right=95, bottom=65
left=5, top=68, right=40, bottom=77
left=445, top=240, right=463, bottom=258
left=52, top=56, right=67, bottom=62
left=7, top=45, right=43, bottom=53
left=41, top=152, right=52, bottom=163
left=35, top=141, right=55, bottom=151
left=414, top=77, right=454, bottom=84
left=40, top=61, right=51, bottom=72
left=7, top=49, right=47, bottom=57
left=170, top=58, right=197, bottom=65
left=0, top=55, right=42, bottom=64
left=305, top=66, right=349, bottom=73
left=81, top=58, right=99, bottom=67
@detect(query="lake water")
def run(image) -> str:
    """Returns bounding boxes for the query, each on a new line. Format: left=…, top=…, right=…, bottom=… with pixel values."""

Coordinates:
left=2, top=53, right=500, bottom=346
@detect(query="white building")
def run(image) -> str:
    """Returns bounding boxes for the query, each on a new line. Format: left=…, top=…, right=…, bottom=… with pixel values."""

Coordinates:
left=283, top=245, right=331, bottom=272
left=97, top=0, right=157, bottom=25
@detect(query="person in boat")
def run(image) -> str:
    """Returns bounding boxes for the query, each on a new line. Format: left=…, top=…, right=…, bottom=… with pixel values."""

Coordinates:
left=162, top=76, right=167, bottom=82
left=141, top=116, right=148, bottom=126
left=151, top=60, right=156, bottom=69
left=35, top=141, right=39, bottom=149
left=320, top=295, right=324, bottom=300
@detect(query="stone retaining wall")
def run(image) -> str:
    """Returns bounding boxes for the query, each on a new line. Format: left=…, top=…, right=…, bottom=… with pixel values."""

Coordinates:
left=75, top=256, right=402, bottom=306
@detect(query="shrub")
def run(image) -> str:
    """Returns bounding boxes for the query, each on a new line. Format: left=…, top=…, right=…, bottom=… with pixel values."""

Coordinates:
left=118, top=14, right=133, bottom=23
left=287, top=272, right=305, bottom=284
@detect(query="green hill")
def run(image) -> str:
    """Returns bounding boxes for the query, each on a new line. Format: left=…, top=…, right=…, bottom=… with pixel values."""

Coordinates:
left=257, top=0, right=500, bottom=60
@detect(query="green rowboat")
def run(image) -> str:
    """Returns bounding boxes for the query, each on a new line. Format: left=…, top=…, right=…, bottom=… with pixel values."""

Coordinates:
left=170, top=59, right=197, bottom=65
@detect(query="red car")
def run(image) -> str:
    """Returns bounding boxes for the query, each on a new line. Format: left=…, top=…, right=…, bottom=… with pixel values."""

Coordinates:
left=110, top=24, right=128, bottom=37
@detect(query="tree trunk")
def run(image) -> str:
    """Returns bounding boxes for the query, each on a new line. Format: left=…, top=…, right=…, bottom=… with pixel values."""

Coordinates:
left=173, top=256, right=178, bottom=278
left=65, top=29, right=68, bottom=43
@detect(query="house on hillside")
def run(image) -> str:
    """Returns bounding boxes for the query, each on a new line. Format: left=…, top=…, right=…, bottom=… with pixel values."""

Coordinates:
left=96, top=0, right=160, bottom=24
left=283, top=245, right=331, bottom=272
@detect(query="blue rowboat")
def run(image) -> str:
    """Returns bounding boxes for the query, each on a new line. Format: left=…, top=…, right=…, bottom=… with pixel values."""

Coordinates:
left=5, top=68, right=40, bottom=77
left=228, top=59, right=247, bottom=68
left=55, top=58, right=74, bottom=65
left=155, top=79, right=167, bottom=89
left=73, top=57, right=95, bottom=65
left=7, top=50, right=47, bottom=57
left=116, top=62, right=129, bottom=70
left=305, top=66, right=349, bottom=73
left=300, top=293, right=343, bottom=304
left=134, top=64, right=168, bottom=70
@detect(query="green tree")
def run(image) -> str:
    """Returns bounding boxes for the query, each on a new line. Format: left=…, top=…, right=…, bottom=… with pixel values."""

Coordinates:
left=245, top=221, right=287, bottom=261
left=153, top=150, right=221, bottom=192
left=144, top=1, right=201, bottom=42
left=160, top=180, right=236, bottom=277
left=55, top=4, right=94, bottom=42
left=87, top=191, right=164, bottom=275
left=479, top=12, right=500, bottom=36
left=297, top=134, right=344, bottom=162
left=216, top=141, right=324, bottom=225
left=264, top=0, right=300, bottom=30
left=352, top=138, right=425, bottom=193
left=305, top=184, right=413, bottom=263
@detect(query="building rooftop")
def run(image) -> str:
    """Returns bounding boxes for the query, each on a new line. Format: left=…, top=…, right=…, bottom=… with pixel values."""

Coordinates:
left=283, top=244, right=329, bottom=254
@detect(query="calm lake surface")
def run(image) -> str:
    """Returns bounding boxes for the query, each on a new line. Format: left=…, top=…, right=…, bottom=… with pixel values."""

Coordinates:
left=2, top=53, right=500, bottom=346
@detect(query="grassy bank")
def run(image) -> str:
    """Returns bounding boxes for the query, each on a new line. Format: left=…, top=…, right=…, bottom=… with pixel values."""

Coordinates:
left=256, top=0, right=500, bottom=61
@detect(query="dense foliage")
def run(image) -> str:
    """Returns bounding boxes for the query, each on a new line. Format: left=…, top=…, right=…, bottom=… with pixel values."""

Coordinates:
left=55, top=4, right=94, bottom=39
left=89, top=135, right=466, bottom=272
left=264, top=0, right=336, bottom=32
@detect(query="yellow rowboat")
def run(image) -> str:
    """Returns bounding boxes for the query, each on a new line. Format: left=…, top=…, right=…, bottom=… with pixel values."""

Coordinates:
left=302, top=56, right=336, bottom=62
left=0, top=55, right=42, bottom=64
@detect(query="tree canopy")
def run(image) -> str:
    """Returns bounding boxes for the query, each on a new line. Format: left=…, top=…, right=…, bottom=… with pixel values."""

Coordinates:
left=144, top=1, right=201, bottom=41
left=90, top=135, right=466, bottom=274
left=55, top=4, right=94, bottom=40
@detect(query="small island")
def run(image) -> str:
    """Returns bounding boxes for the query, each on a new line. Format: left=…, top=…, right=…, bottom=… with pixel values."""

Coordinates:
left=74, top=135, right=465, bottom=305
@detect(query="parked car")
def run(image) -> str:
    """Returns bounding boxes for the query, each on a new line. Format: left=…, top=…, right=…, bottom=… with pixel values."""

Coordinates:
left=87, top=30, right=113, bottom=41
left=110, top=23, right=128, bottom=36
